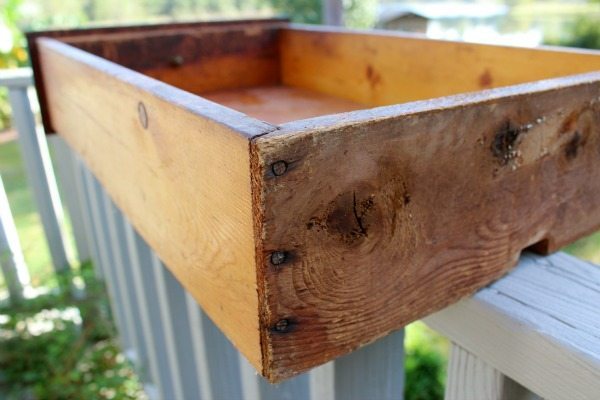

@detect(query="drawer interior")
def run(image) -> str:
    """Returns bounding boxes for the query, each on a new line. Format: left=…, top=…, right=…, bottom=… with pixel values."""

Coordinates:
left=35, top=20, right=600, bottom=125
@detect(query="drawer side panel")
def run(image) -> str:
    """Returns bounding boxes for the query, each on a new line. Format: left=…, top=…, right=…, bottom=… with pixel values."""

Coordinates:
left=254, top=73, right=600, bottom=380
left=38, top=38, right=269, bottom=369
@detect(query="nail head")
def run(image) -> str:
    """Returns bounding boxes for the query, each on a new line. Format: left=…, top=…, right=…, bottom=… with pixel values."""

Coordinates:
left=271, top=160, right=288, bottom=176
left=270, top=251, right=287, bottom=266
left=170, top=55, right=184, bottom=67
left=274, top=319, right=289, bottom=332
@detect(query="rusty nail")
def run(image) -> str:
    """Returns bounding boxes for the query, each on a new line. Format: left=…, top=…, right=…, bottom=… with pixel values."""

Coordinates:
left=274, top=319, right=290, bottom=332
left=138, top=102, right=148, bottom=129
left=170, top=55, right=184, bottom=67
left=270, top=251, right=287, bottom=266
left=271, top=160, right=288, bottom=176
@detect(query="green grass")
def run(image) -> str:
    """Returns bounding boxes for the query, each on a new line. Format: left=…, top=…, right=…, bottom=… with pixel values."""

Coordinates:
left=0, top=264, right=146, bottom=399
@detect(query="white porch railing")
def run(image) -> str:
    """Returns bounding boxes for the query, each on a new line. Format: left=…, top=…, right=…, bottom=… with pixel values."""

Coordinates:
left=0, top=67, right=598, bottom=400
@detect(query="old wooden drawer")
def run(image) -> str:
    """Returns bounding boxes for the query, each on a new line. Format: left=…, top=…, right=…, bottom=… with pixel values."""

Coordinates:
left=28, top=18, right=600, bottom=381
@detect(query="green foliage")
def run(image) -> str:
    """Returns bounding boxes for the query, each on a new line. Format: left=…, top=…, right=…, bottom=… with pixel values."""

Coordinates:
left=562, top=16, right=600, bottom=49
left=0, top=264, right=146, bottom=399
left=0, top=0, right=28, bottom=69
left=0, top=0, right=28, bottom=131
left=269, top=0, right=377, bottom=27
left=405, top=346, right=445, bottom=400
left=545, top=13, right=600, bottom=50
left=343, top=0, right=376, bottom=28
left=270, top=0, right=322, bottom=24
left=0, top=89, right=10, bottom=132
left=565, top=230, right=600, bottom=264
left=404, top=322, right=448, bottom=400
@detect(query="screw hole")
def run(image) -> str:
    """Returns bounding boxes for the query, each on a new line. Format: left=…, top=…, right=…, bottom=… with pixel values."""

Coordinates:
left=138, top=102, right=148, bottom=129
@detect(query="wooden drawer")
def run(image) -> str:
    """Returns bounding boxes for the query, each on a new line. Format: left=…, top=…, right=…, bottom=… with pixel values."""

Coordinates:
left=28, top=19, right=600, bottom=381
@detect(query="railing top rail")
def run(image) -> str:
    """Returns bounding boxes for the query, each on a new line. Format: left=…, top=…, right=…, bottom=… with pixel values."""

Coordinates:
left=425, top=252, right=600, bottom=400
left=0, top=68, right=33, bottom=89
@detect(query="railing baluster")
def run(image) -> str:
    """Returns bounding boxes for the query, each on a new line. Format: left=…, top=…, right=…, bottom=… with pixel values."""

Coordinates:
left=0, top=174, right=31, bottom=301
left=332, top=329, right=405, bottom=400
left=236, top=328, right=405, bottom=400
left=238, top=355, right=263, bottom=400
left=309, top=363, right=335, bottom=400
left=109, top=208, right=149, bottom=376
left=7, top=86, right=70, bottom=272
left=73, top=158, right=102, bottom=278
left=123, top=222, right=166, bottom=398
left=265, top=374, right=311, bottom=400
left=83, top=170, right=131, bottom=350
left=153, top=259, right=202, bottom=399
left=445, top=343, right=541, bottom=400
left=72, top=156, right=102, bottom=277
left=188, top=300, right=245, bottom=400
left=150, top=254, right=186, bottom=400
left=48, top=136, right=90, bottom=262
left=184, top=292, right=215, bottom=400
left=101, top=194, right=141, bottom=364
left=306, top=330, right=405, bottom=400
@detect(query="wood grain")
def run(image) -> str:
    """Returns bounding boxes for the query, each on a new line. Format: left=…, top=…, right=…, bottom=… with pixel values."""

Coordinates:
left=426, top=252, right=600, bottom=400
left=27, top=18, right=286, bottom=133
left=65, top=25, right=282, bottom=95
left=281, top=26, right=600, bottom=106
left=252, top=72, right=600, bottom=380
left=36, top=37, right=276, bottom=370
left=31, top=20, right=600, bottom=382
left=202, top=86, right=365, bottom=124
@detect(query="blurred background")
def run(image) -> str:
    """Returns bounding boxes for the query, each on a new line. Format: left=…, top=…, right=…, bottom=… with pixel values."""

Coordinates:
left=0, top=0, right=599, bottom=399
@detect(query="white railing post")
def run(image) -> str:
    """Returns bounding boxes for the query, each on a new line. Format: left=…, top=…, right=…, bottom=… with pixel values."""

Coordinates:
left=445, top=343, right=541, bottom=400
left=322, top=0, right=343, bottom=25
left=4, top=69, right=70, bottom=273
left=48, top=136, right=91, bottom=262
left=0, top=174, right=31, bottom=301
left=324, top=329, right=405, bottom=400
left=73, top=156, right=102, bottom=278
left=425, top=252, right=600, bottom=400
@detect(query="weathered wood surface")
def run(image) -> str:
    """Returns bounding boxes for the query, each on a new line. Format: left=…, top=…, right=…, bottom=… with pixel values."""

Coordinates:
left=31, top=20, right=600, bottom=381
left=27, top=18, right=286, bottom=133
left=36, top=37, right=277, bottom=370
left=426, top=252, right=600, bottom=400
left=253, top=73, right=600, bottom=380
